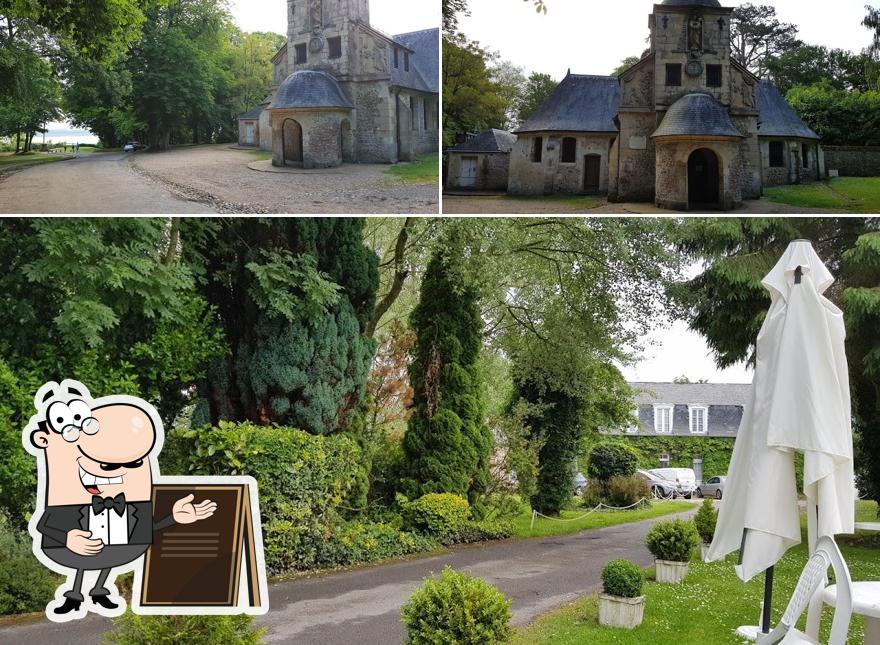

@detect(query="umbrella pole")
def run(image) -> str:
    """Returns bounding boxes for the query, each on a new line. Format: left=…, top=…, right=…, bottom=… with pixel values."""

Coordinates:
left=762, top=566, right=774, bottom=633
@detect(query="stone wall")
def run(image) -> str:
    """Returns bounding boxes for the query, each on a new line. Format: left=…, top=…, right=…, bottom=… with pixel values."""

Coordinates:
left=346, top=80, right=395, bottom=163
left=508, top=132, right=615, bottom=195
left=654, top=139, right=742, bottom=210
left=399, top=91, right=439, bottom=158
left=761, top=139, right=820, bottom=186
left=614, top=112, right=657, bottom=201
left=822, top=146, right=880, bottom=177
left=446, top=152, right=510, bottom=191
left=238, top=119, right=259, bottom=147
left=731, top=116, right=761, bottom=199
left=270, top=108, right=351, bottom=169
left=259, top=109, right=273, bottom=151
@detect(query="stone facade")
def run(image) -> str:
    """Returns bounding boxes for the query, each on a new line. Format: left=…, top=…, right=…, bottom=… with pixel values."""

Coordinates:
left=241, top=0, right=438, bottom=168
left=447, top=152, right=511, bottom=191
left=822, top=146, right=880, bottom=177
left=509, top=133, right=614, bottom=195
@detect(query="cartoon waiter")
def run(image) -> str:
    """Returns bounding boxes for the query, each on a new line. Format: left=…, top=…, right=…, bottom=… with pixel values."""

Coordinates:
left=23, top=380, right=217, bottom=620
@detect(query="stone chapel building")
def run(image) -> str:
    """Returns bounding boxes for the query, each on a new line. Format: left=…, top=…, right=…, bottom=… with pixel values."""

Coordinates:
left=238, top=0, right=439, bottom=169
left=507, top=0, right=822, bottom=210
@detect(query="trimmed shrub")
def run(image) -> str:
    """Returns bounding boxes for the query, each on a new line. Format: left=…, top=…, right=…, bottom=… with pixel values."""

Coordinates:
left=694, top=498, right=718, bottom=544
left=582, top=475, right=650, bottom=509
left=402, top=493, right=471, bottom=539
left=587, top=443, right=640, bottom=482
left=601, top=560, right=644, bottom=598
left=105, top=612, right=265, bottom=644
left=645, top=519, right=699, bottom=562
left=402, top=567, right=512, bottom=645
left=455, top=519, right=515, bottom=544
left=0, top=513, right=60, bottom=615
left=318, top=522, right=438, bottom=568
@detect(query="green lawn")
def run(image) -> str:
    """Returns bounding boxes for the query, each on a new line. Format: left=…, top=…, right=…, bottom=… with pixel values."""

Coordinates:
left=0, top=151, right=72, bottom=168
left=384, top=153, right=439, bottom=183
left=512, top=500, right=694, bottom=539
left=511, top=500, right=880, bottom=645
left=764, top=177, right=880, bottom=213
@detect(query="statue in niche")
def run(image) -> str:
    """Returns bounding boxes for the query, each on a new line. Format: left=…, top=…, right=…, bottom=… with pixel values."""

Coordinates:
left=310, top=0, right=323, bottom=34
left=688, top=15, right=703, bottom=51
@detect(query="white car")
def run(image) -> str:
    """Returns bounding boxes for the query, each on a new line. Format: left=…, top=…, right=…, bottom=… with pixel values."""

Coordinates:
left=123, top=144, right=135, bottom=152
left=637, top=469, right=678, bottom=499
left=649, top=467, right=697, bottom=499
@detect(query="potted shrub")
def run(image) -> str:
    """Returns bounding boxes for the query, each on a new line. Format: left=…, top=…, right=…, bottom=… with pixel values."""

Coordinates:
left=693, top=498, right=718, bottom=560
left=645, top=519, right=699, bottom=584
left=598, top=559, right=645, bottom=629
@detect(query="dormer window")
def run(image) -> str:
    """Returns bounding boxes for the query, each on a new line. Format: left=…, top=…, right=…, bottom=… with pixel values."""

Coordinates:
left=689, top=405, right=708, bottom=434
left=627, top=407, right=640, bottom=434
left=654, top=405, right=673, bottom=433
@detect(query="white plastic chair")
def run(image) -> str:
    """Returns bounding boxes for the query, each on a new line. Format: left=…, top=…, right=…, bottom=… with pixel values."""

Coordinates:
left=757, top=536, right=853, bottom=645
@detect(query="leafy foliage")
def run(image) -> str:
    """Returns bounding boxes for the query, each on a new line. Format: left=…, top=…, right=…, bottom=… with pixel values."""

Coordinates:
left=601, top=560, right=644, bottom=599
left=645, top=519, right=699, bottom=563
left=694, top=499, right=718, bottom=544
left=587, top=443, right=640, bottom=482
left=583, top=475, right=650, bottom=510
left=400, top=248, right=492, bottom=501
left=105, top=613, right=265, bottom=645
left=0, top=512, right=60, bottom=615
left=402, top=567, right=512, bottom=645
left=786, top=85, right=880, bottom=146
left=401, top=493, right=471, bottom=539
left=729, top=3, right=801, bottom=78
left=515, top=72, right=558, bottom=124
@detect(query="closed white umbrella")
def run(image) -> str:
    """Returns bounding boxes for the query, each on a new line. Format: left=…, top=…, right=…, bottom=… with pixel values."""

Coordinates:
left=706, top=240, right=854, bottom=633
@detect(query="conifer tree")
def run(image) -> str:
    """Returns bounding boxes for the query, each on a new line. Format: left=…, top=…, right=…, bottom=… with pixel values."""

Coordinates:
left=400, top=249, right=492, bottom=500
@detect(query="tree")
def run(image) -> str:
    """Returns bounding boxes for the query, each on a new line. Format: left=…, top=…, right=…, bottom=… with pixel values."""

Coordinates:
left=515, top=72, right=556, bottom=124
left=195, top=218, right=379, bottom=435
left=442, top=0, right=547, bottom=34
left=612, top=56, right=641, bottom=77
left=786, top=84, right=880, bottom=146
left=765, top=46, right=872, bottom=95
left=0, top=43, right=59, bottom=151
left=225, top=31, right=287, bottom=117
left=400, top=248, right=492, bottom=501
left=669, top=217, right=880, bottom=501
left=865, top=5, right=880, bottom=54
left=490, top=60, right=527, bottom=130
left=730, top=3, right=801, bottom=77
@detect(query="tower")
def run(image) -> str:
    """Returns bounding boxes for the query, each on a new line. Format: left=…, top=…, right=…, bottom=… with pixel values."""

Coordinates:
left=286, top=0, right=372, bottom=78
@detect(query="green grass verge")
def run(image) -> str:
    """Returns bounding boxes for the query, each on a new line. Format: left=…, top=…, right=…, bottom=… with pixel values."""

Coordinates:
left=511, top=500, right=880, bottom=645
left=512, top=500, right=694, bottom=539
left=764, top=176, right=880, bottom=213
left=0, top=152, right=72, bottom=168
left=385, top=153, right=439, bottom=183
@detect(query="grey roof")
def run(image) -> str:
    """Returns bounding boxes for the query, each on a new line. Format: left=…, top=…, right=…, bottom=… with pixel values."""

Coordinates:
left=238, top=106, right=264, bottom=121
left=269, top=70, right=354, bottom=110
left=447, top=129, right=517, bottom=153
left=652, top=93, right=744, bottom=138
left=757, top=80, right=820, bottom=140
left=661, top=0, right=722, bottom=6
left=516, top=74, right=620, bottom=134
left=393, top=28, right=439, bottom=94
left=630, top=382, right=751, bottom=407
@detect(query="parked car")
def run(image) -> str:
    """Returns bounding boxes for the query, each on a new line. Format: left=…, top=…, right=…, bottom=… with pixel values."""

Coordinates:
left=697, top=475, right=726, bottom=499
left=574, top=472, right=587, bottom=496
left=649, top=468, right=697, bottom=499
left=637, top=469, right=678, bottom=499
left=123, top=143, right=135, bottom=152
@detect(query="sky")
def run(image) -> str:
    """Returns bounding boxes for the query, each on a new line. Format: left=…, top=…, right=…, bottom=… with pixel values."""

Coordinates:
left=458, top=0, right=877, bottom=80
left=228, top=0, right=439, bottom=38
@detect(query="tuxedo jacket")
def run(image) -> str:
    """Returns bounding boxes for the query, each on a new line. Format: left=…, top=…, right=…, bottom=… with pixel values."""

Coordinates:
left=36, top=502, right=175, bottom=549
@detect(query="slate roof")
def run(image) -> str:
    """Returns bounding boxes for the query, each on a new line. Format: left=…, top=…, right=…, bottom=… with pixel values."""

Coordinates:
left=269, top=70, right=354, bottom=110
left=757, top=80, right=820, bottom=140
left=630, top=382, right=751, bottom=407
left=516, top=74, right=621, bottom=134
left=661, top=0, right=722, bottom=6
left=392, top=28, right=440, bottom=94
left=238, top=106, right=264, bottom=121
left=447, top=129, right=517, bottom=153
left=652, top=92, right=743, bottom=138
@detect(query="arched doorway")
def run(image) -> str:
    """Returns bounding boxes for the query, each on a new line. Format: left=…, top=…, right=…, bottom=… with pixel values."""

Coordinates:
left=688, top=148, right=720, bottom=207
left=340, top=119, right=354, bottom=163
left=282, top=119, right=303, bottom=166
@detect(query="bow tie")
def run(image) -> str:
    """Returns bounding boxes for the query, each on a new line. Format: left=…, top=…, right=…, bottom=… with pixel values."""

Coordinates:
left=91, top=493, right=126, bottom=517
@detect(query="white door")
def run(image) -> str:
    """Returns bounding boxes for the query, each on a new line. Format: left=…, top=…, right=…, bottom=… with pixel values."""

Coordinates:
left=245, top=124, right=255, bottom=145
left=459, top=156, right=478, bottom=187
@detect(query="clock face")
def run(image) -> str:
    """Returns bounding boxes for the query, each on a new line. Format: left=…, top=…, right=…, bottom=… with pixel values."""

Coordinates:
left=686, top=61, right=704, bottom=77
left=309, top=36, right=325, bottom=53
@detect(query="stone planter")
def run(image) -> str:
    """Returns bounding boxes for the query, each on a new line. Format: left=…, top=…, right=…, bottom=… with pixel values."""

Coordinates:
left=598, top=593, right=645, bottom=629
left=700, top=543, right=711, bottom=561
left=655, top=559, right=689, bottom=584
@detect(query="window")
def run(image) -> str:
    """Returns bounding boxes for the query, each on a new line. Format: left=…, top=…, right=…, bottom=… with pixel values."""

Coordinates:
left=659, top=452, right=670, bottom=468
left=531, top=137, right=543, bottom=163
left=689, top=406, right=708, bottom=434
left=411, top=96, right=417, bottom=130
left=404, top=52, right=410, bottom=72
left=561, top=137, right=577, bottom=163
left=295, top=43, right=307, bottom=65
left=393, top=47, right=399, bottom=69
left=707, top=65, right=722, bottom=88
left=627, top=407, right=640, bottom=434
left=423, top=98, right=431, bottom=130
left=802, top=143, right=810, bottom=169
left=654, top=405, right=673, bottom=434
left=666, top=64, right=682, bottom=87
left=328, top=37, right=342, bottom=60
left=769, top=141, right=785, bottom=168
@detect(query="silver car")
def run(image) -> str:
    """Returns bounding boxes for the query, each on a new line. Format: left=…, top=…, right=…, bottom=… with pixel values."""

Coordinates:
left=637, top=469, right=678, bottom=499
left=697, top=475, right=727, bottom=499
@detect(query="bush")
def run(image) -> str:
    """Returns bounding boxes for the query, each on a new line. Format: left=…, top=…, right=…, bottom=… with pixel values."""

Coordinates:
left=601, top=560, right=644, bottom=599
left=694, top=499, right=718, bottom=544
left=645, top=519, right=699, bottom=562
left=318, top=521, right=438, bottom=569
left=105, top=612, right=265, bottom=645
left=587, top=442, right=640, bottom=482
left=402, top=567, right=512, bottom=645
left=581, top=475, right=650, bottom=509
left=454, top=519, right=515, bottom=544
left=402, top=493, right=471, bottom=539
left=0, top=513, right=60, bottom=615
